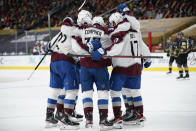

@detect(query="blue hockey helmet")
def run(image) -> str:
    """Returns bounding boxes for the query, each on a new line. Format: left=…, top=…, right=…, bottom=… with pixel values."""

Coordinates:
left=117, top=3, right=130, bottom=12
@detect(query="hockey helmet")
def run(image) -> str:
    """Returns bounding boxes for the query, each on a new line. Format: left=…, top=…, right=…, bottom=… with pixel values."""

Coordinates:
left=177, top=32, right=184, bottom=36
left=117, top=3, right=130, bottom=12
left=92, top=16, right=105, bottom=26
left=77, top=10, right=92, bottom=25
left=109, top=12, right=124, bottom=26
left=62, top=17, right=74, bottom=25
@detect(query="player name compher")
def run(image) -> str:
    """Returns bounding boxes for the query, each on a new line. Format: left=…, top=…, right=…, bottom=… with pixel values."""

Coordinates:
left=85, top=29, right=102, bottom=36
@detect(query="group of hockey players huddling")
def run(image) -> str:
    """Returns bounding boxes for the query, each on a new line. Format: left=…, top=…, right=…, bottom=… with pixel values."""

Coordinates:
left=45, top=3, right=152, bottom=130
left=165, top=32, right=196, bottom=79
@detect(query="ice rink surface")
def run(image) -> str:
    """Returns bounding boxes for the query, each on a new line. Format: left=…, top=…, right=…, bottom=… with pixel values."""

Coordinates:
left=0, top=69, right=196, bottom=131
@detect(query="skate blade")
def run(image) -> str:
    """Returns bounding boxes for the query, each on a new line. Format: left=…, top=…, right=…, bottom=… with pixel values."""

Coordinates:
left=85, top=123, right=93, bottom=128
left=99, top=124, right=113, bottom=131
left=166, top=73, right=172, bottom=76
left=113, top=122, right=123, bottom=129
left=45, top=121, right=57, bottom=128
left=123, top=121, right=137, bottom=125
left=60, top=125, right=80, bottom=130
left=176, top=78, right=189, bottom=81
left=136, top=120, right=145, bottom=127
left=176, top=78, right=184, bottom=80
left=76, top=118, right=83, bottom=122
left=69, top=116, right=83, bottom=123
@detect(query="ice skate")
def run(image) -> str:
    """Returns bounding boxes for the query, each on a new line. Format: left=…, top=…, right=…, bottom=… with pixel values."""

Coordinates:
left=55, top=111, right=64, bottom=121
left=45, top=108, right=58, bottom=128
left=109, top=112, right=123, bottom=129
left=122, top=110, right=133, bottom=121
left=166, top=71, right=172, bottom=75
left=72, top=110, right=83, bottom=122
left=123, top=111, right=146, bottom=126
left=176, top=74, right=183, bottom=80
left=183, top=73, right=189, bottom=79
left=85, top=119, right=93, bottom=128
left=99, top=113, right=113, bottom=131
left=59, top=115, right=80, bottom=130
left=85, top=111, right=93, bottom=128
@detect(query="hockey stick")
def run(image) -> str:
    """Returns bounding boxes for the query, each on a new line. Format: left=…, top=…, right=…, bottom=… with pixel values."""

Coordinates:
left=99, top=0, right=132, bottom=17
left=27, top=13, right=54, bottom=80
left=67, top=53, right=163, bottom=59
left=27, top=32, right=62, bottom=80
left=78, top=0, right=86, bottom=12
left=27, top=1, right=87, bottom=80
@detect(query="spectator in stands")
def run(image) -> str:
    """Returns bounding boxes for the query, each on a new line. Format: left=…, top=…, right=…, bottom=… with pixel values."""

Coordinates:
left=155, top=10, right=163, bottom=19
left=0, top=0, right=196, bottom=29
left=188, top=36, right=196, bottom=48
left=32, top=41, right=41, bottom=55
left=40, top=41, right=47, bottom=54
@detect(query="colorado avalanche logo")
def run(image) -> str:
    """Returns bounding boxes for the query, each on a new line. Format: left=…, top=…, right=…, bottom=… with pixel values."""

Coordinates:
left=114, top=38, right=119, bottom=44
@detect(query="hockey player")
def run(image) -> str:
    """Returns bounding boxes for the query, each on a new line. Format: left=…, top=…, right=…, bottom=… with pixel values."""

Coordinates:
left=45, top=17, right=81, bottom=130
left=71, top=10, right=113, bottom=130
left=175, top=38, right=192, bottom=79
left=115, top=3, right=151, bottom=125
left=164, top=37, right=177, bottom=74
left=92, top=12, right=151, bottom=128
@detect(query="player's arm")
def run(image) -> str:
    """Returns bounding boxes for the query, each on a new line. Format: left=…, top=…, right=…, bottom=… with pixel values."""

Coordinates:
left=106, top=36, right=124, bottom=56
left=71, top=36, right=89, bottom=55
left=106, top=23, right=130, bottom=56
left=61, top=24, right=82, bottom=37
left=139, top=32, right=151, bottom=68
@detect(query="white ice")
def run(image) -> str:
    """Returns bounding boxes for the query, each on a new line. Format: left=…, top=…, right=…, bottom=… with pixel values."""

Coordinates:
left=0, top=69, right=196, bottom=131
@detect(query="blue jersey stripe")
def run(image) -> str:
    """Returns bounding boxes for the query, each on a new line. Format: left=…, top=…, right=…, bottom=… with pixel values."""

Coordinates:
left=58, top=95, right=65, bottom=100
left=112, top=97, right=121, bottom=102
left=83, top=98, right=93, bottom=104
left=133, top=96, right=142, bottom=102
left=122, top=94, right=126, bottom=99
left=127, top=97, right=133, bottom=101
left=48, top=98, right=57, bottom=104
left=64, top=99, right=75, bottom=105
left=98, top=99, right=108, bottom=105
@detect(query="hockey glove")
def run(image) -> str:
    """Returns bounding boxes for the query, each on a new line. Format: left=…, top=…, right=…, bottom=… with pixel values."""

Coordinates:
left=91, top=47, right=106, bottom=61
left=86, top=39, right=102, bottom=53
left=144, top=59, right=152, bottom=68
left=45, top=43, right=52, bottom=53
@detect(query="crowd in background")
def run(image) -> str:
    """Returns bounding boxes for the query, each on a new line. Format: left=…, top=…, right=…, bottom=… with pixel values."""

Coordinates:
left=32, top=40, right=47, bottom=55
left=0, top=0, right=195, bottom=30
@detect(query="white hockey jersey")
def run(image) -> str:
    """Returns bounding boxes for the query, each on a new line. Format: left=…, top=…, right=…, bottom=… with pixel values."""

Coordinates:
left=124, top=15, right=140, bottom=32
left=71, top=24, right=111, bottom=55
left=107, top=20, right=150, bottom=68
left=49, top=24, right=77, bottom=55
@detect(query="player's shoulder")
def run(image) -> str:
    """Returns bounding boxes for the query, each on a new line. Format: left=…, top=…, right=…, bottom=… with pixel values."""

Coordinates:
left=110, top=19, right=131, bottom=36
left=125, top=15, right=140, bottom=31
left=80, top=24, right=93, bottom=29
left=93, top=24, right=110, bottom=34
left=61, top=24, right=77, bottom=34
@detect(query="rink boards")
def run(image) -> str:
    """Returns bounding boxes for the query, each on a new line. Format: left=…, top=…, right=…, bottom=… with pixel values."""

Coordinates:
left=0, top=53, right=196, bottom=71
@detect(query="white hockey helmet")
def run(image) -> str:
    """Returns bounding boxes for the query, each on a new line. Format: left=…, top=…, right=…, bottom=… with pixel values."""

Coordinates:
left=92, top=16, right=105, bottom=26
left=78, top=10, right=92, bottom=19
left=77, top=10, right=92, bottom=25
left=109, top=12, right=124, bottom=26
left=62, top=17, right=74, bottom=25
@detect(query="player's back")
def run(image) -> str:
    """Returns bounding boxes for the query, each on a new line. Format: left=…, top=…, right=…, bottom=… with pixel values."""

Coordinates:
left=79, top=24, right=111, bottom=68
left=108, top=20, right=142, bottom=68
left=80, top=24, right=110, bottom=47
